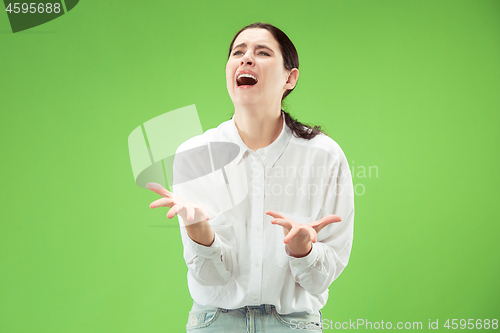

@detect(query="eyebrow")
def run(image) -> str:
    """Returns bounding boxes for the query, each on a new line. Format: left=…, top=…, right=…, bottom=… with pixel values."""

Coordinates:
left=232, top=43, right=274, bottom=53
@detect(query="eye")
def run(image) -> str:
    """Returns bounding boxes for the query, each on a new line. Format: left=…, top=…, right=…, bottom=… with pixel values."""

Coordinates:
left=258, top=51, right=270, bottom=56
left=232, top=50, right=244, bottom=56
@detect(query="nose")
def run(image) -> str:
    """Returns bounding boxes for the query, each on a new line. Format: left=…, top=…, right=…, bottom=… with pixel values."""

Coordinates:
left=240, top=52, right=254, bottom=66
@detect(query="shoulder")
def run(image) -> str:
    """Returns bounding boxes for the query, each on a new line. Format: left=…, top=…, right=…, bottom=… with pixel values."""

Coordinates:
left=290, top=131, right=347, bottom=160
left=288, top=131, right=351, bottom=177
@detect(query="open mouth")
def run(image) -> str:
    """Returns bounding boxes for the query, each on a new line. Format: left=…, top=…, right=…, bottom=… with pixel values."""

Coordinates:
left=236, top=73, right=258, bottom=87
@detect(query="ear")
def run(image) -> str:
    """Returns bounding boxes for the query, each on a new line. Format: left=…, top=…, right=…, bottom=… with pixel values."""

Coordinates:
left=284, top=68, right=299, bottom=90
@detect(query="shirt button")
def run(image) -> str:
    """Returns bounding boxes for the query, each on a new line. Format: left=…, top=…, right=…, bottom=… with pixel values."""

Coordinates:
left=255, top=226, right=260, bottom=231
left=254, top=262, right=259, bottom=267
left=252, top=296, right=258, bottom=302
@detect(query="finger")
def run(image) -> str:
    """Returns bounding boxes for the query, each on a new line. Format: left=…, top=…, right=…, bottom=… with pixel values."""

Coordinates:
left=283, top=226, right=302, bottom=244
left=307, top=226, right=318, bottom=243
left=186, top=205, right=195, bottom=221
left=271, top=218, right=293, bottom=230
left=199, top=206, right=210, bottom=221
left=166, top=205, right=178, bottom=219
left=146, top=182, right=172, bottom=198
left=325, top=214, right=342, bottom=223
left=150, top=198, right=173, bottom=209
left=266, top=210, right=286, bottom=220
left=311, top=215, right=342, bottom=233
left=167, top=204, right=184, bottom=219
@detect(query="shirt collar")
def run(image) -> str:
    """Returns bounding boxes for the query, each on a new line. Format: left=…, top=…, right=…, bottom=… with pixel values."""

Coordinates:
left=227, top=112, right=292, bottom=168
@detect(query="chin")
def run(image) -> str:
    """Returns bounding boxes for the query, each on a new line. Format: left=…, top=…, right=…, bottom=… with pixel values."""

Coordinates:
left=230, top=91, right=258, bottom=104
left=233, top=94, right=260, bottom=105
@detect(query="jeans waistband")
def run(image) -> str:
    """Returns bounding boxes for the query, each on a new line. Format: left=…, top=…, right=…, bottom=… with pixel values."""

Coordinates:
left=192, top=302, right=274, bottom=315
left=239, top=304, right=273, bottom=314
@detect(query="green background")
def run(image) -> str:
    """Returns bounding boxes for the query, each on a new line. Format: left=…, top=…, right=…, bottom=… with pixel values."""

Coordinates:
left=1, top=0, right=499, bottom=332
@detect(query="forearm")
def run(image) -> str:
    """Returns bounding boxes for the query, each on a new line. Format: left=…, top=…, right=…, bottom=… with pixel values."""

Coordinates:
left=290, top=209, right=354, bottom=294
left=286, top=239, right=312, bottom=258
left=289, top=242, right=343, bottom=295
left=185, top=219, right=215, bottom=247
left=181, top=221, right=235, bottom=286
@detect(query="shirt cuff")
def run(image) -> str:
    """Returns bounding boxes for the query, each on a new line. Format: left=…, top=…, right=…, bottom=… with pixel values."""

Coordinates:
left=287, top=243, right=320, bottom=273
left=186, top=232, right=223, bottom=261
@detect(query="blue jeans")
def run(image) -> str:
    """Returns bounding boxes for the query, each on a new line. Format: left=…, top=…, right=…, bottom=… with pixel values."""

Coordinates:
left=186, top=302, right=322, bottom=332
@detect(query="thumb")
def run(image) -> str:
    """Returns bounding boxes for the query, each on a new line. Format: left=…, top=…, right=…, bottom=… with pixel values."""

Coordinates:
left=311, top=214, right=342, bottom=233
left=146, top=182, right=171, bottom=197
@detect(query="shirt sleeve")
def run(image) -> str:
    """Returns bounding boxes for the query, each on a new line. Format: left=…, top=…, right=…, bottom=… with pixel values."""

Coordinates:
left=172, top=142, right=238, bottom=287
left=178, top=213, right=237, bottom=286
left=287, top=152, right=355, bottom=295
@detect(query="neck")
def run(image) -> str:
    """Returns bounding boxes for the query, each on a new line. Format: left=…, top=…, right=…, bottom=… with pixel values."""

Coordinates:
left=233, top=103, right=283, bottom=152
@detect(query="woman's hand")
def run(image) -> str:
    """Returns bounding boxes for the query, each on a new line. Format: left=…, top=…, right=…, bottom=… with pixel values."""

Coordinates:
left=147, top=182, right=214, bottom=246
left=147, top=182, right=210, bottom=225
left=266, top=211, right=342, bottom=258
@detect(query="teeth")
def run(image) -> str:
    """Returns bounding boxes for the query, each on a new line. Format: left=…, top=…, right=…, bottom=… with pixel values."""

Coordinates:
left=237, top=73, right=257, bottom=81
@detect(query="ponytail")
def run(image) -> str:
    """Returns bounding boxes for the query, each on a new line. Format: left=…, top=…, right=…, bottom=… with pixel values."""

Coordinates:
left=282, top=110, right=323, bottom=140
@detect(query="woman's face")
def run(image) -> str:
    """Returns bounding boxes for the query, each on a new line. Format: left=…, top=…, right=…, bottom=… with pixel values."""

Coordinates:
left=226, top=28, right=295, bottom=109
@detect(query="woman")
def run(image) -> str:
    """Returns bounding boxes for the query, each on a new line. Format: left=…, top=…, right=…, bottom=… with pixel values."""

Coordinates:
left=147, top=22, right=354, bottom=332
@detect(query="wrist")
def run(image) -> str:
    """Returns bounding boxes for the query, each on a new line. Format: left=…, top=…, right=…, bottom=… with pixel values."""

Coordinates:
left=286, top=241, right=312, bottom=258
left=185, top=220, right=214, bottom=247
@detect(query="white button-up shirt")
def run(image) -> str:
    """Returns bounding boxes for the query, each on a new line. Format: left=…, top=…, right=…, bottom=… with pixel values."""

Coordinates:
left=172, top=114, right=354, bottom=315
